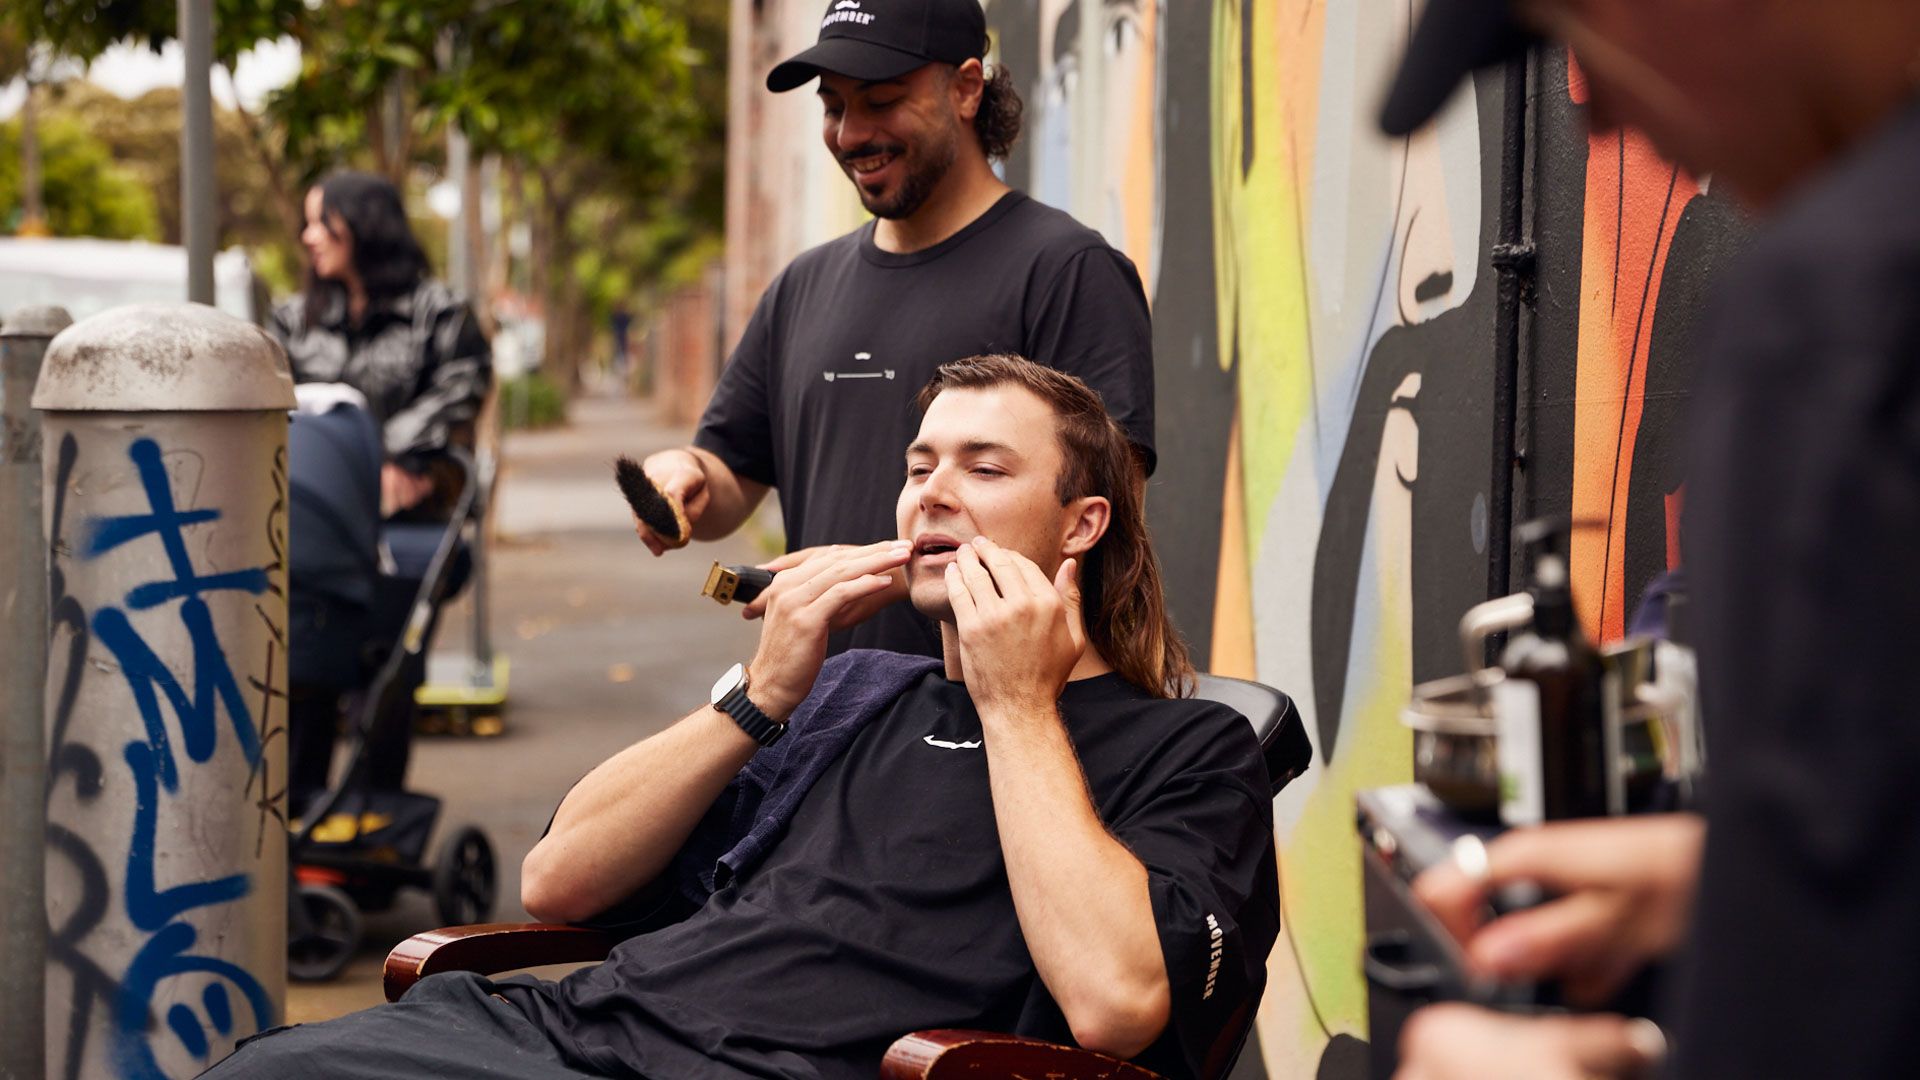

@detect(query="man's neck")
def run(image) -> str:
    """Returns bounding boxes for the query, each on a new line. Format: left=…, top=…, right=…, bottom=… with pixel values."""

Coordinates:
left=937, top=624, right=1115, bottom=687
left=872, top=153, right=1011, bottom=255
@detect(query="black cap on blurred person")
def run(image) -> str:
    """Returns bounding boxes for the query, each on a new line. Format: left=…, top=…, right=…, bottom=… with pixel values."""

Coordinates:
left=1379, top=0, right=1539, bottom=136
left=767, top=0, right=989, bottom=93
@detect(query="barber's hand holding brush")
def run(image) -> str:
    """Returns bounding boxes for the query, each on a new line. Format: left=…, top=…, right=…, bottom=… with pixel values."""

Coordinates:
left=618, top=452, right=703, bottom=555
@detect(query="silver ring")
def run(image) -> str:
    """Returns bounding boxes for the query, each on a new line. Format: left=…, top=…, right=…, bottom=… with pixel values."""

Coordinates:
left=1450, top=834, right=1491, bottom=885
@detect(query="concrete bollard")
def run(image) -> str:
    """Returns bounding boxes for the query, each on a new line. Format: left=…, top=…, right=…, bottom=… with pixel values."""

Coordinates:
left=36, top=303, right=296, bottom=1080
left=3, top=305, right=73, bottom=1080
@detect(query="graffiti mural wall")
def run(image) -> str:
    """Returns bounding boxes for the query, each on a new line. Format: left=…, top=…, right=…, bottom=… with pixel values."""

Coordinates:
left=724, top=2, right=1749, bottom=1075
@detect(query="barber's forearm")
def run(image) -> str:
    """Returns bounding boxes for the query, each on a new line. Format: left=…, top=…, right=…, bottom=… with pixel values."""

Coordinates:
left=982, top=703, right=1171, bottom=1058
left=521, top=704, right=758, bottom=923
left=686, top=446, right=769, bottom=539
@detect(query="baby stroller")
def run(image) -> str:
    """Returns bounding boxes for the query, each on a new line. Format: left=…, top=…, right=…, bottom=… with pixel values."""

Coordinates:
left=284, top=397, right=498, bottom=981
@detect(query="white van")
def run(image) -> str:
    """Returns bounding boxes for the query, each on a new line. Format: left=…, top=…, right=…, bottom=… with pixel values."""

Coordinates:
left=0, top=236, right=265, bottom=326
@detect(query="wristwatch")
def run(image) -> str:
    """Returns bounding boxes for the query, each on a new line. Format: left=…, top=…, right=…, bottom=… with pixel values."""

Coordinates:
left=710, top=662, right=785, bottom=747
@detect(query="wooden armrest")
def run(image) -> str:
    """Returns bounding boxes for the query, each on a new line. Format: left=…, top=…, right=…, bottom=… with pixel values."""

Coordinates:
left=881, top=1029, right=1165, bottom=1080
left=383, top=923, right=618, bottom=1003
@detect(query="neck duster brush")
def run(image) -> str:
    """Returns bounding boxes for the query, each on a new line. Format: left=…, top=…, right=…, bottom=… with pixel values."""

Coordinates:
left=614, top=455, right=691, bottom=549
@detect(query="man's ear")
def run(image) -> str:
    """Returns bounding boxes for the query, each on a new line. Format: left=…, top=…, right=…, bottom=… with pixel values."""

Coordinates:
left=1061, top=495, right=1110, bottom=558
left=949, top=58, right=986, bottom=123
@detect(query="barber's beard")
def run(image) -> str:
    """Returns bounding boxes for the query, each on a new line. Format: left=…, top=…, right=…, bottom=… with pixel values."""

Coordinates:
left=843, top=123, right=961, bottom=220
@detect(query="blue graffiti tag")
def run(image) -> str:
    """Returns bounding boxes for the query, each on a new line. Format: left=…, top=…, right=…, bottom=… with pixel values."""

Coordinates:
left=87, top=439, right=268, bottom=791
left=83, top=437, right=279, bottom=1078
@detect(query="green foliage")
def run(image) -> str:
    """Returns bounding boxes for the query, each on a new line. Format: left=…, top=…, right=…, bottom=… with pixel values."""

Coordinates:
left=38, top=82, right=290, bottom=251
left=498, top=372, right=569, bottom=430
left=0, top=0, right=303, bottom=65
left=0, top=112, right=158, bottom=238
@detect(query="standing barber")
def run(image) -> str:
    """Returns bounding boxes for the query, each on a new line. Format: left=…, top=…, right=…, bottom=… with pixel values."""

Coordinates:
left=632, top=0, right=1156, bottom=658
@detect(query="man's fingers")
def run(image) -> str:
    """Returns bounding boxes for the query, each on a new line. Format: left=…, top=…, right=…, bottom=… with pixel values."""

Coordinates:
left=1055, top=558, right=1086, bottom=648
left=944, top=562, right=979, bottom=625
left=969, top=537, right=1032, bottom=599
left=633, top=519, right=668, bottom=557
left=761, top=545, right=834, bottom=572
left=1563, top=1014, right=1666, bottom=1077
left=1416, top=816, right=1697, bottom=945
left=1397, top=1005, right=1661, bottom=1080
left=1411, top=857, right=1495, bottom=947
left=1005, top=544, right=1054, bottom=599
left=955, top=543, right=1003, bottom=600
left=780, top=541, right=911, bottom=607
left=1467, top=889, right=1620, bottom=982
left=814, top=573, right=896, bottom=620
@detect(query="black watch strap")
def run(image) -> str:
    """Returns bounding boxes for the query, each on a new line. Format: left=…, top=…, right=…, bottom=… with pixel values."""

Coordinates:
left=717, top=684, right=785, bottom=747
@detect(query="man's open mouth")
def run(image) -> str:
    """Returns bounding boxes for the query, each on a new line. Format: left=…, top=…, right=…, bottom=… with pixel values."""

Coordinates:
left=912, top=535, right=962, bottom=559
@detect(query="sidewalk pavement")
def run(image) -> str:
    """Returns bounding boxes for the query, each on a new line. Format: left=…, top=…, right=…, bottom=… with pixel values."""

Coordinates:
left=287, top=392, right=769, bottom=1022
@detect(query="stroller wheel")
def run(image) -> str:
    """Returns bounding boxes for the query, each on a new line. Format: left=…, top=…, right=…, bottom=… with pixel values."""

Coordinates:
left=289, top=883, right=362, bottom=982
left=433, top=826, right=496, bottom=926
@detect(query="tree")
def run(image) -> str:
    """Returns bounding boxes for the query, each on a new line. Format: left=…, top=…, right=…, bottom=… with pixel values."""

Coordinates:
left=4, top=0, right=729, bottom=392
left=0, top=110, right=158, bottom=238
left=264, top=0, right=712, bottom=387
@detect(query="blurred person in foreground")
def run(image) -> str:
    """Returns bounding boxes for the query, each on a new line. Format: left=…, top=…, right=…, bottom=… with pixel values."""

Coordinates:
left=628, top=0, right=1155, bottom=660
left=200, top=356, right=1273, bottom=1079
left=1378, top=0, right=1920, bottom=1077
left=272, top=170, right=493, bottom=518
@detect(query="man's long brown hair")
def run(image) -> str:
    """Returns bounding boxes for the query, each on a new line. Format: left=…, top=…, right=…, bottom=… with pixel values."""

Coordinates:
left=916, top=355, right=1195, bottom=698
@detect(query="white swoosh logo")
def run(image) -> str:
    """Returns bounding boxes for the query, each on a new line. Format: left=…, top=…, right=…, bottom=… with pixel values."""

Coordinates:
left=922, top=735, right=982, bottom=751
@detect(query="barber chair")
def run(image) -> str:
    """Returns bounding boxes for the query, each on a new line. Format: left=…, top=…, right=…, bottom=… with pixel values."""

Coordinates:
left=382, top=674, right=1311, bottom=1080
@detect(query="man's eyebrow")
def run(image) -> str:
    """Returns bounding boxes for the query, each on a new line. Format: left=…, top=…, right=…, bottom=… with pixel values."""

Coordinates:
left=906, top=439, right=1023, bottom=459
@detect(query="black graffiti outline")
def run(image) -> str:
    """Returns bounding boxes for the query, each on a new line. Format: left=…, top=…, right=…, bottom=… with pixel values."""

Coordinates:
left=43, top=433, right=128, bottom=1080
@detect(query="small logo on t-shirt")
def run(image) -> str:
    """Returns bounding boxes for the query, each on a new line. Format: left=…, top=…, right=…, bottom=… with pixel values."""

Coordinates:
left=1203, top=913, right=1225, bottom=999
left=922, top=735, right=983, bottom=751
left=823, top=351, right=896, bottom=382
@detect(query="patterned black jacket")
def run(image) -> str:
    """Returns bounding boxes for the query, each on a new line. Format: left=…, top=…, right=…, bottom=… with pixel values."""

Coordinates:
left=271, top=280, right=492, bottom=467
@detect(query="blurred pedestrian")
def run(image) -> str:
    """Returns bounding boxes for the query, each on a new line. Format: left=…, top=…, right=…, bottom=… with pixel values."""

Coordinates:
left=272, top=170, right=493, bottom=519
left=1380, top=0, right=1920, bottom=1076
left=610, top=305, right=633, bottom=383
left=629, top=0, right=1156, bottom=658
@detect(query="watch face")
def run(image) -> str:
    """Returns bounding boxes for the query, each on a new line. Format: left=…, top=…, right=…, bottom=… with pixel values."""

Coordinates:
left=710, top=662, right=746, bottom=705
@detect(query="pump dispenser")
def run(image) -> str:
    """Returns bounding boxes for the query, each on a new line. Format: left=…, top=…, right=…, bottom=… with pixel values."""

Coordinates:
left=1494, top=521, right=1612, bottom=824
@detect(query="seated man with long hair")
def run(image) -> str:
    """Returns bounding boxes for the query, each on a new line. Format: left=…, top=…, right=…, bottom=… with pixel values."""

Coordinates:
left=209, top=355, right=1276, bottom=1080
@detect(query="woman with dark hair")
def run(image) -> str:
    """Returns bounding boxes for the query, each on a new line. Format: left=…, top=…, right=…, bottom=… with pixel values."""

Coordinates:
left=272, top=170, right=492, bottom=516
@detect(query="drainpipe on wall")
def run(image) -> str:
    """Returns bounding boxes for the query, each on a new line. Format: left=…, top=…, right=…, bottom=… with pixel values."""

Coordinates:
left=1486, top=56, right=1538, bottom=627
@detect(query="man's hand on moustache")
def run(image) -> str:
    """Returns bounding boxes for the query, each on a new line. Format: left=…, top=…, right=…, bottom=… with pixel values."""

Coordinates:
left=944, top=536, right=1087, bottom=714
left=738, top=543, right=909, bottom=622
left=746, top=540, right=912, bottom=719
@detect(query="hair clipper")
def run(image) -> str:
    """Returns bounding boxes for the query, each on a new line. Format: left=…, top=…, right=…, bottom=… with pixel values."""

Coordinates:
left=702, top=562, right=777, bottom=606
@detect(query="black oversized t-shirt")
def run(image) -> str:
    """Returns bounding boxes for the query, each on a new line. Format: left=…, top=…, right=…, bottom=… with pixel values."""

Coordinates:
left=506, top=672, right=1275, bottom=1080
left=1675, top=98, right=1920, bottom=1078
left=694, top=193, right=1156, bottom=658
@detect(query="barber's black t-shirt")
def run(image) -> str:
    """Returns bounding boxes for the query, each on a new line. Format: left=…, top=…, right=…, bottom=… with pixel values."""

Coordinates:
left=694, top=193, right=1156, bottom=658
left=508, top=671, right=1275, bottom=1080
left=1675, top=98, right=1920, bottom=1078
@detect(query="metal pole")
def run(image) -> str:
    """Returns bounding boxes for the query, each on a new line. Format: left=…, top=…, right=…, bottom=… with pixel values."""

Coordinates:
left=180, top=0, right=217, bottom=304
left=36, top=304, right=294, bottom=1078
left=1, top=305, right=71, bottom=1080
left=448, top=123, right=473, bottom=299
left=1486, top=57, right=1535, bottom=614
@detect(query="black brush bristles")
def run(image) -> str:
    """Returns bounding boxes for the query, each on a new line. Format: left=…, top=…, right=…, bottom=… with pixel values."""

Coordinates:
left=614, top=455, right=688, bottom=545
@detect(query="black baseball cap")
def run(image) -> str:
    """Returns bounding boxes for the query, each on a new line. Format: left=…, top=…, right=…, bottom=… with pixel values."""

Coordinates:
left=1379, top=0, right=1538, bottom=136
left=766, top=0, right=988, bottom=93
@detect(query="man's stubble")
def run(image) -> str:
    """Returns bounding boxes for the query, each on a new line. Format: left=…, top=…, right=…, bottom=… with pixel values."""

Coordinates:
left=845, top=113, right=963, bottom=220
